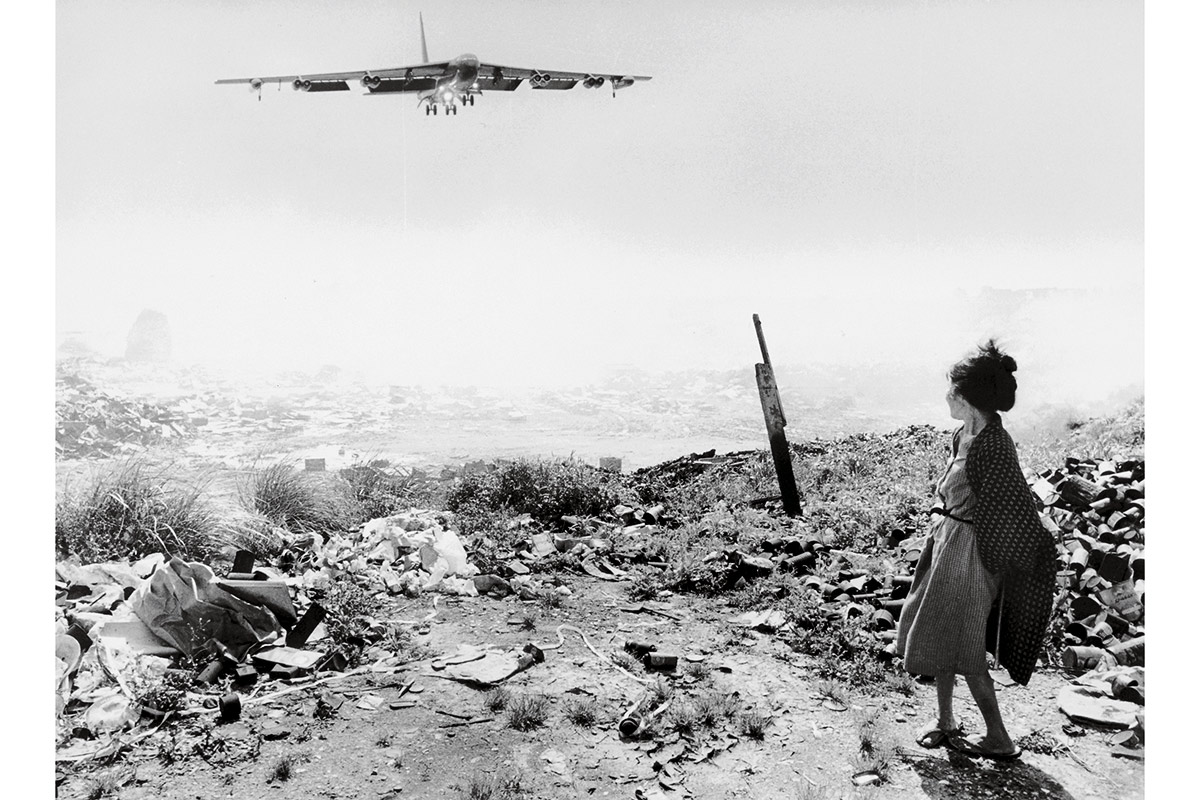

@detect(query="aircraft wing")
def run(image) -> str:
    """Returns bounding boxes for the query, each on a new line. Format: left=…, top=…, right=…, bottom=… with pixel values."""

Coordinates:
left=475, top=63, right=651, bottom=91
left=215, top=63, right=450, bottom=92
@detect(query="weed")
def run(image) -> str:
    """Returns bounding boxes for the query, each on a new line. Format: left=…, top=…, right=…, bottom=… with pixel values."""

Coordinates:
left=649, top=676, right=673, bottom=707
left=308, top=581, right=379, bottom=668
left=239, top=462, right=352, bottom=533
left=505, top=693, right=550, bottom=731
left=136, top=670, right=190, bottom=714
left=446, top=457, right=630, bottom=531
left=84, top=772, right=118, bottom=800
left=518, top=611, right=539, bottom=631
left=340, top=460, right=428, bottom=523
left=460, top=770, right=530, bottom=800
left=538, top=589, right=565, bottom=611
left=564, top=697, right=599, bottom=727
left=853, top=710, right=897, bottom=783
left=484, top=687, right=512, bottom=713
left=816, top=680, right=848, bottom=706
left=694, top=690, right=739, bottom=727
left=666, top=700, right=700, bottom=735
left=55, top=460, right=218, bottom=563
left=684, top=660, right=711, bottom=681
left=740, top=709, right=770, bottom=739
left=269, top=755, right=294, bottom=783
left=375, top=732, right=392, bottom=748
left=882, top=670, right=915, bottom=696
left=610, top=650, right=639, bottom=673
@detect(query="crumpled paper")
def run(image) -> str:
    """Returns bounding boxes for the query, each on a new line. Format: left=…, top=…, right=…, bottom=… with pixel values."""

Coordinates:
left=130, top=557, right=283, bottom=658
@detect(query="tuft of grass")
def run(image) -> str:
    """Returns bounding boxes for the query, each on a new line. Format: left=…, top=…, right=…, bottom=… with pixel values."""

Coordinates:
left=375, top=732, right=392, bottom=748
left=694, top=690, right=740, bottom=727
left=610, top=650, right=639, bottom=673
left=84, top=772, right=119, bottom=800
left=505, top=693, right=550, bottom=731
left=853, top=711, right=897, bottom=783
left=518, top=611, right=539, bottom=631
left=484, top=687, right=512, bottom=713
left=269, top=755, right=295, bottom=783
left=564, top=697, right=600, bottom=728
left=882, top=670, right=915, bottom=696
left=460, top=770, right=529, bottom=800
left=684, top=661, right=711, bottom=681
left=56, top=460, right=218, bottom=563
left=538, top=590, right=565, bottom=610
left=239, top=461, right=352, bottom=533
left=740, top=709, right=770, bottom=739
left=816, top=680, right=849, bottom=706
left=649, top=676, right=673, bottom=707
left=666, top=700, right=700, bottom=735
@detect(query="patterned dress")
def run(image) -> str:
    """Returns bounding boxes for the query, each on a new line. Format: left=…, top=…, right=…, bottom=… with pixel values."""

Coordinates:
left=897, top=417, right=1058, bottom=685
left=897, top=428, right=999, bottom=676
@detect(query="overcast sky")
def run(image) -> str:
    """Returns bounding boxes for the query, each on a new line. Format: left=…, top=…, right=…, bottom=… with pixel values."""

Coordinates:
left=56, top=0, right=1143, bottom=400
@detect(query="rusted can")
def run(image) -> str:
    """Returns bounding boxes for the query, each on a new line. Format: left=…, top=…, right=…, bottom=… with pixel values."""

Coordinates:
left=618, top=710, right=643, bottom=737
left=218, top=692, right=241, bottom=722
left=1061, top=645, right=1107, bottom=672
left=643, top=652, right=678, bottom=670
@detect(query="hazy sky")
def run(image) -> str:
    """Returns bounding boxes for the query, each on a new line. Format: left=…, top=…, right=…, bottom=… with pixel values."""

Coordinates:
left=57, top=0, right=1143, bottom=397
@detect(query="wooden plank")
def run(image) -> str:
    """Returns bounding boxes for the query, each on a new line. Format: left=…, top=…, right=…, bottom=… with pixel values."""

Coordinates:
left=756, top=362, right=801, bottom=517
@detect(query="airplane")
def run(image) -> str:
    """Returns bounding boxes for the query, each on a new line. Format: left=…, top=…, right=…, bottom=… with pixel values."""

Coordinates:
left=215, top=14, right=651, bottom=115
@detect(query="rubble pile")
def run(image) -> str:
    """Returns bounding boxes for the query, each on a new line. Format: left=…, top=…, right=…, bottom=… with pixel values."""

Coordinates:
left=55, top=370, right=194, bottom=459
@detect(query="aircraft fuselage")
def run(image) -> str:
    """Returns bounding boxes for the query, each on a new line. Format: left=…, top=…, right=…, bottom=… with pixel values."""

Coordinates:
left=424, top=54, right=480, bottom=109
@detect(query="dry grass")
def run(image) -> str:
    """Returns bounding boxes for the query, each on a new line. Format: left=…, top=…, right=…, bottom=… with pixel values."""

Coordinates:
left=484, top=687, right=512, bottom=713
left=505, top=693, right=550, bottom=731
left=56, top=460, right=219, bottom=563
left=238, top=461, right=352, bottom=533
left=564, top=697, right=600, bottom=727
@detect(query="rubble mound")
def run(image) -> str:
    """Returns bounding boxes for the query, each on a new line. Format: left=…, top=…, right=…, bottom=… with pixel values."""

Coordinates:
left=56, top=365, right=192, bottom=459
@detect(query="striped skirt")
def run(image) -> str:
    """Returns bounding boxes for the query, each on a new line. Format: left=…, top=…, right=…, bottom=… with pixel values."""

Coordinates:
left=896, top=517, right=1000, bottom=677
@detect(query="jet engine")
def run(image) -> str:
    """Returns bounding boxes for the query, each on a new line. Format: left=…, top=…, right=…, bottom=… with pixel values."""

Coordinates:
left=582, top=75, right=605, bottom=89
left=530, top=71, right=551, bottom=88
left=292, top=78, right=349, bottom=92
left=361, top=74, right=382, bottom=90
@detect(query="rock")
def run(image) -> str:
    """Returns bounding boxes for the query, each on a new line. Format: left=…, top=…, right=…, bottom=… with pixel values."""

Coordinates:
left=124, top=309, right=171, bottom=362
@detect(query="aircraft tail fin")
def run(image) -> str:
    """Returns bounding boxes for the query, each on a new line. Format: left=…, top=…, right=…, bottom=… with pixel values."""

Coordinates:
left=419, top=12, right=430, bottom=63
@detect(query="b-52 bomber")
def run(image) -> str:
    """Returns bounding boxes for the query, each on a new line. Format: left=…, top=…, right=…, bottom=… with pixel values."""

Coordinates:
left=216, top=15, right=651, bottom=115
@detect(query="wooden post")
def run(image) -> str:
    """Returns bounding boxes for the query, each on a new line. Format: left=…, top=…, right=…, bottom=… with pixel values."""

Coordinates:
left=753, top=315, right=801, bottom=517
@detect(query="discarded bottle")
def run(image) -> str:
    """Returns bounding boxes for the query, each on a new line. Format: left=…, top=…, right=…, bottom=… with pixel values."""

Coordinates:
left=623, top=640, right=656, bottom=658
left=618, top=710, right=643, bottom=737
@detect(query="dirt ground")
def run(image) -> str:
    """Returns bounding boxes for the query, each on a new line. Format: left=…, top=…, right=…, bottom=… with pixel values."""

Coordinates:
left=55, top=577, right=1144, bottom=800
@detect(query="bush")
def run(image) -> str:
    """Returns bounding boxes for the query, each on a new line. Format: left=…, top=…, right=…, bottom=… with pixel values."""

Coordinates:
left=446, top=458, right=628, bottom=531
left=239, top=462, right=353, bottom=533
left=340, top=461, right=432, bottom=524
left=56, top=461, right=218, bottom=563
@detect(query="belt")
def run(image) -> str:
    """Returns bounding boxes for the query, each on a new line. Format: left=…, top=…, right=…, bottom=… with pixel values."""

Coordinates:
left=930, top=507, right=975, bottom=525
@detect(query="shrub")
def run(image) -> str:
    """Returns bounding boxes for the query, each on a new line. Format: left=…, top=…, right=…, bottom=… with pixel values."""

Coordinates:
left=446, top=458, right=628, bottom=531
left=340, top=461, right=432, bottom=524
left=56, top=461, right=218, bottom=563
